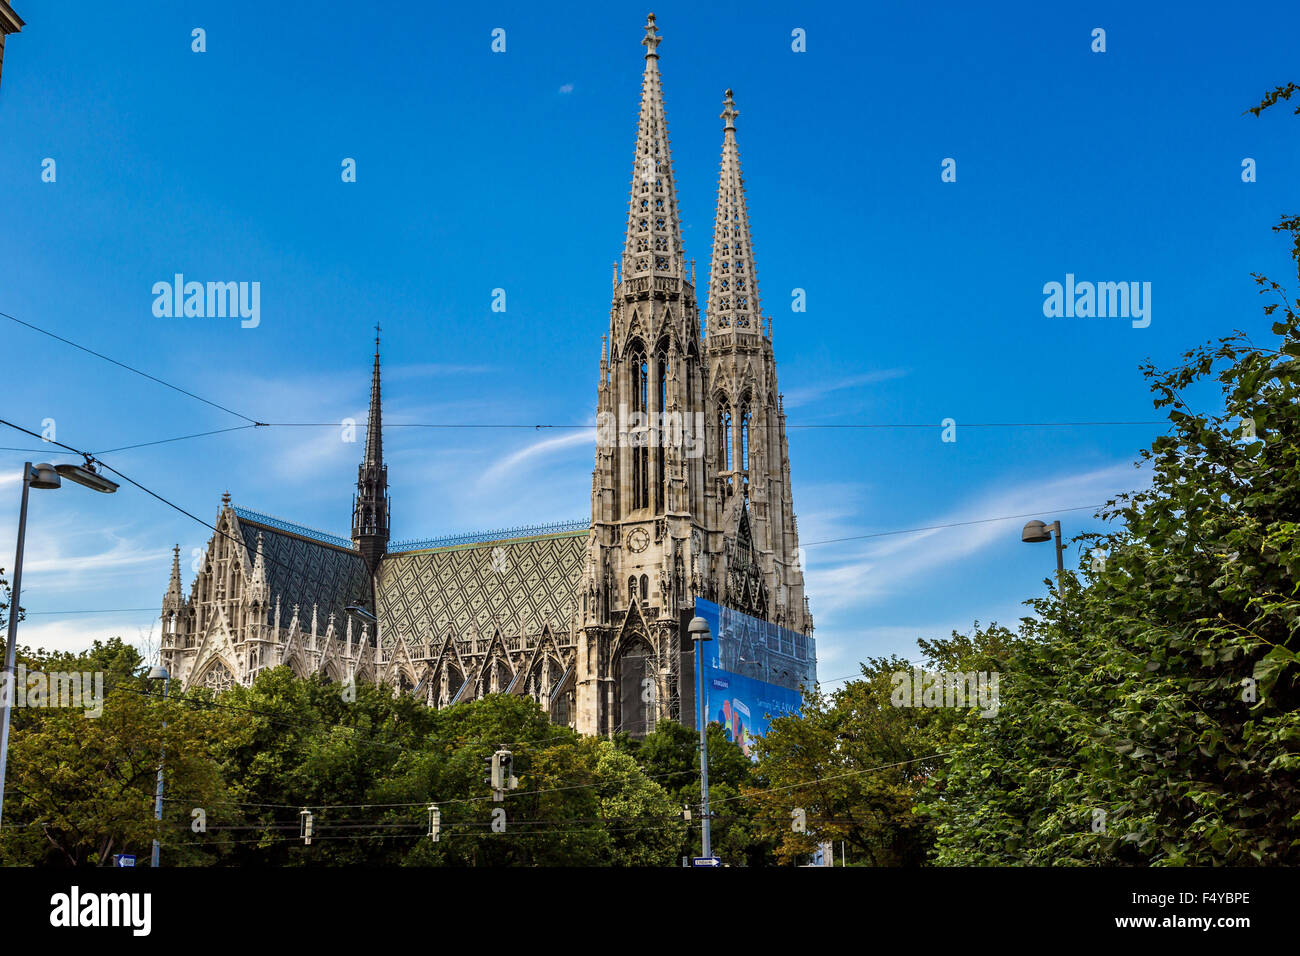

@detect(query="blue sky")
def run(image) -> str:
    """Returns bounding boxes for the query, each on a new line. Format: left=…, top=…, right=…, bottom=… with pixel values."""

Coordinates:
left=2, top=0, right=1298, bottom=684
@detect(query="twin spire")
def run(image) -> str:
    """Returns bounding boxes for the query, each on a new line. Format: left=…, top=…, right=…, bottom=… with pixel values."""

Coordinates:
left=622, top=13, right=686, bottom=283
left=706, top=89, right=763, bottom=335
left=622, top=15, right=763, bottom=337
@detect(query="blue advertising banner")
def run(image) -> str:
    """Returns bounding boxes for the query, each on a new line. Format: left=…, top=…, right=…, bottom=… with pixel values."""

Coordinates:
left=693, top=598, right=815, bottom=757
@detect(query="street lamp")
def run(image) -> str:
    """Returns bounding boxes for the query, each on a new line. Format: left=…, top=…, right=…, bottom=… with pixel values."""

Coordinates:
left=1022, top=518, right=1065, bottom=581
left=687, top=615, right=714, bottom=862
left=147, top=665, right=170, bottom=868
left=0, top=461, right=117, bottom=828
left=344, top=604, right=377, bottom=623
left=55, top=460, right=120, bottom=494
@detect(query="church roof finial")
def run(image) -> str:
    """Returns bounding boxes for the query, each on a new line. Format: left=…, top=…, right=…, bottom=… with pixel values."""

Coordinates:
left=642, top=13, right=661, bottom=59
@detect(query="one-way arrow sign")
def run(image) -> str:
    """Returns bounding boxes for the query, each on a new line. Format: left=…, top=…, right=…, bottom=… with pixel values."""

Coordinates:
left=692, top=857, right=721, bottom=867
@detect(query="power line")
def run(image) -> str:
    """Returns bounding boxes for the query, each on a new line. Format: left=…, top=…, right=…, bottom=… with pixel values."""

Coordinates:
left=1, top=310, right=264, bottom=425
left=0, top=417, right=386, bottom=638
left=706, top=752, right=951, bottom=807
left=92, top=425, right=258, bottom=455
left=22, top=608, right=159, bottom=615
left=258, top=419, right=1165, bottom=430
left=800, top=504, right=1107, bottom=549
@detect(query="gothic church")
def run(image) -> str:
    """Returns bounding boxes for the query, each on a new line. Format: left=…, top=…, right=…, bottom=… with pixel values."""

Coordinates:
left=160, top=14, right=814, bottom=737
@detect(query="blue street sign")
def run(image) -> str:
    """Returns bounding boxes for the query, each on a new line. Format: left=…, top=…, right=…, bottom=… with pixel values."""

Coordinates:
left=115, top=854, right=136, bottom=867
left=691, top=857, right=721, bottom=867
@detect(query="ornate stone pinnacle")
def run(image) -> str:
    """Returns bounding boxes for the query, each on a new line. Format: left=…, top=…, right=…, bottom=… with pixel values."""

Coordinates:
left=722, top=89, right=738, bottom=130
left=642, top=12, right=661, bottom=56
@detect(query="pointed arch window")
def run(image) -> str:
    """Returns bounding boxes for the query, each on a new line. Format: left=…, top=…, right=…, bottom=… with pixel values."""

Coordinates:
left=629, top=345, right=650, bottom=511
left=740, top=402, right=751, bottom=473
left=720, top=405, right=733, bottom=472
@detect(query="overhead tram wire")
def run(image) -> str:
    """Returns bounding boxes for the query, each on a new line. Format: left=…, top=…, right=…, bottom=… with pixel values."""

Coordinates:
left=0, top=417, right=381, bottom=621
left=2, top=307, right=1170, bottom=435
left=154, top=752, right=956, bottom=838
left=1, top=310, right=264, bottom=426
left=15, top=498, right=1127, bottom=618
left=0, top=419, right=1171, bottom=467
left=259, top=419, right=1167, bottom=429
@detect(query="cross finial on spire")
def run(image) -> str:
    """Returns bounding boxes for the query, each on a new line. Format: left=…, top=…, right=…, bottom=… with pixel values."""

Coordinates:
left=642, top=12, right=661, bottom=58
left=722, top=88, right=738, bottom=131
left=374, top=322, right=381, bottom=354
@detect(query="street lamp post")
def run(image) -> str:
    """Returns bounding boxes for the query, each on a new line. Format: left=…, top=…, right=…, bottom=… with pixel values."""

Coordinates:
left=687, top=615, right=713, bottom=861
left=1, top=459, right=117, bottom=829
left=1022, top=518, right=1064, bottom=580
left=148, top=665, right=169, bottom=867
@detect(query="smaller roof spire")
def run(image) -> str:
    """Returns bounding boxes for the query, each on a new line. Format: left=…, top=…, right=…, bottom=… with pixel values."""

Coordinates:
left=363, top=328, right=383, bottom=468
left=165, top=545, right=183, bottom=601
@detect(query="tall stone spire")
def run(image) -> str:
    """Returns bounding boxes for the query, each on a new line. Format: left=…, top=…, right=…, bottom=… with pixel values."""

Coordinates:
left=703, top=88, right=812, bottom=636
left=352, top=325, right=389, bottom=579
left=622, top=12, right=685, bottom=283
left=706, top=89, right=763, bottom=337
left=579, top=14, right=718, bottom=740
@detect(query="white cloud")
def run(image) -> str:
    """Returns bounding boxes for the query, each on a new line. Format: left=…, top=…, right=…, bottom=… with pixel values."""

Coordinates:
left=802, top=459, right=1148, bottom=636
left=480, top=428, right=594, bottom=486
left=783, top=369, right=907, bottom=408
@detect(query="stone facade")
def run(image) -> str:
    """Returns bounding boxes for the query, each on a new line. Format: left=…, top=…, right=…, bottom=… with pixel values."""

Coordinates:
left=160, top=15, right=812, bottom=738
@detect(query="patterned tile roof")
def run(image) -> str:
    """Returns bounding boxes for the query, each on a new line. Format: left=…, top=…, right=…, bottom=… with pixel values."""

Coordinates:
left=234, top=510, right=371, bottom=626
left=377, top=529, right=587, bottom=645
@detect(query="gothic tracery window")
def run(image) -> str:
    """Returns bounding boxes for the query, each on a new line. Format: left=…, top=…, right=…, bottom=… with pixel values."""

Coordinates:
left=199, top=660, right=235, bottom=693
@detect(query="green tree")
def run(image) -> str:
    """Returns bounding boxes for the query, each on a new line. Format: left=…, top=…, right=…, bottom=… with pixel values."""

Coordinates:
left=926, top=300, right=1300, bottom=865
left=0, top=639, right=233, bottom=866
left=750, top=656, right=953, bottom=866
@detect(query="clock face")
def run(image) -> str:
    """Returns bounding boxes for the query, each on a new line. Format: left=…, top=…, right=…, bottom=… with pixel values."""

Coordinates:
left=626, top=527, right=650, bottom=553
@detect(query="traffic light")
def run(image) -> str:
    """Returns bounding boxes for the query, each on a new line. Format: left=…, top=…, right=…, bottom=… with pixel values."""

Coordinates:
left=487, top=749, right=518, bottom=801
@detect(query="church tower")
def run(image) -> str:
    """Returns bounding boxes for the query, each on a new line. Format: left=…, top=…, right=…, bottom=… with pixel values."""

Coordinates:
left=351, top=329, right=389, bottom=585
left=577, top=13, right=719, bottom=737
left=704, top=90, right=811, bottom=635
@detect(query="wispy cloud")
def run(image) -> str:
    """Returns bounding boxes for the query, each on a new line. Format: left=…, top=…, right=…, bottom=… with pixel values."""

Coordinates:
left=783, top=369, right=907, bottom=408
left=480, top=428, right=595, bottom=486
left=386, top=363, right=496, bottom=383
left=803, top=458, right=1147, bottom=622
left=558, top=83, right=575, bottom=94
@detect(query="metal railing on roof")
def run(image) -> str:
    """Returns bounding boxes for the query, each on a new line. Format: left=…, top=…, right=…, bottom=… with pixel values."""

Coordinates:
left=232, top=506, right=355, bottom=551
left=388, top=519, right=590, bottom=553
